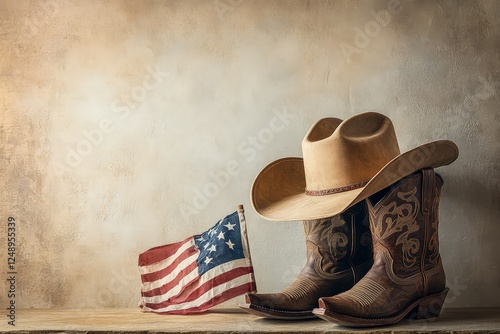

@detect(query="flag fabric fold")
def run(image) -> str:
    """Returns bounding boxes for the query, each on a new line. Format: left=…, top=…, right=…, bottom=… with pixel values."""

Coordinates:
left=138, top=205, right=256, bottom=314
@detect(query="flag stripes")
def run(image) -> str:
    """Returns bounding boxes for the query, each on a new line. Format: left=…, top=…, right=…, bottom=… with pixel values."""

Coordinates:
left=141, top=274, right=255, bottom=313
left=138, top=207, right=256, bottom=314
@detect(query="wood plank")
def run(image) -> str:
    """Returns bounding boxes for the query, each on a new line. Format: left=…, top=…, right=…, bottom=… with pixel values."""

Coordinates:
left=1, top=307, right=499, bottom=333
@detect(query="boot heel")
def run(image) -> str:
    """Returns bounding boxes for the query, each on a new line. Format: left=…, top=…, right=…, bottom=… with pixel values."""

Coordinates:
left=407, top=288, right=449, bottom=320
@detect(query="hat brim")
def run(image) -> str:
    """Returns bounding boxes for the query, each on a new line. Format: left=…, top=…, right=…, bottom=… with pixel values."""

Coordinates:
left=251, top=140, right=459, bottom=221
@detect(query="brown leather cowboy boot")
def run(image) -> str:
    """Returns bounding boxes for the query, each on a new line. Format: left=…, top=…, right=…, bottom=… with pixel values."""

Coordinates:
left=314, top=168, right=448, bottom=326
left=239, top=201, right=373, bottom=320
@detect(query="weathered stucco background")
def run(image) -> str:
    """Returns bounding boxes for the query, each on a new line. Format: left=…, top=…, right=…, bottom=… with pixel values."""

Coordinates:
left=0, top=0, right=498, bottom=309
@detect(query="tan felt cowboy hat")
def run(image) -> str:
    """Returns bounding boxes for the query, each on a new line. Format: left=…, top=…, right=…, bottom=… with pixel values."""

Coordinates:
left=251, top=111, right=459, bottom=221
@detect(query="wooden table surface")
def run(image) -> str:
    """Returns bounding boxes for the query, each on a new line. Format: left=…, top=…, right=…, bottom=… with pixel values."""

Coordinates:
left=1, top=307, right=499, bottom=333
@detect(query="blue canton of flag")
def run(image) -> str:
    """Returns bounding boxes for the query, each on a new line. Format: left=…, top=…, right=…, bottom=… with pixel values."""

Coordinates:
left=195, top=212, right=245, bottom=276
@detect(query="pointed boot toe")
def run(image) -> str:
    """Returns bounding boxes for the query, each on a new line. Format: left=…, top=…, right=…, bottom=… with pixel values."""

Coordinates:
left=243, top=292, right=277, bottom=309
left=313, top=295, right=352, bottom=324
left=317, top=296, right=339, bottom=310
left=239, top=291, right=316, bottom=320
left=238, top=293, right=271, bottom=317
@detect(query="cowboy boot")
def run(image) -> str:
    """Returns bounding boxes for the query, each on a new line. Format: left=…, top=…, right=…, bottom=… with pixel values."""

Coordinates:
left=314, top=168, right=448, bottom=327
left=239, top=201, right=373, bottom=320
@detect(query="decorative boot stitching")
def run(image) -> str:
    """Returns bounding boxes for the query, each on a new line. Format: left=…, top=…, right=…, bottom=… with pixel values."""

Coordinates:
left=375, top=244, right=421, bottom=285
left=305, top=217, right=349, bottom=267
left=428, top=184, right=442, bottom=266
left=306, top=216, right=351, bottom=278
left=421, top=215, right=429, bottom=297
left=373, top=186, right=421, bottom=269
left=340, top=278, right=385, bottom=307
left=326, top=232, right=349, bottom=263
left=281, top=277, right=318, bottom=300
left=322, top=215, right=349, bottom=264
left=420, top=169, right=435, bottom=297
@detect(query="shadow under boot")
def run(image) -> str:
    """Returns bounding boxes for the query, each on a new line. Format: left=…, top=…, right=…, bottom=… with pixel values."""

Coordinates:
left=239, top=201, right=373, bottom=320
left=314, top=168, right=448, bottom=327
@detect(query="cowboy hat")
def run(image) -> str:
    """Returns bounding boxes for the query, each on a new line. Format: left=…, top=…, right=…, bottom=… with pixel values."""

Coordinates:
left=251, top=111, right=459, bottom=221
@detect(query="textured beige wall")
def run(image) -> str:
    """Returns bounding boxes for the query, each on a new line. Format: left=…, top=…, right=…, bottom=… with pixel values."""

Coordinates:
left=0, top=0, right=498, bottom=309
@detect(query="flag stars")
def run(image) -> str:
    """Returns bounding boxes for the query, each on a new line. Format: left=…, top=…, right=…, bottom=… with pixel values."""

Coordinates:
left=225, top=239, right=235, bottom=250
left=197, top=217, right=241, bottom=263
left=224, top=222, right=236, bottom=231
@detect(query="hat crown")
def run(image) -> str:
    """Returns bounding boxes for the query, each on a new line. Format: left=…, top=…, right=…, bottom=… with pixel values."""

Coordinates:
left=302, top=112, right=401, bottom=192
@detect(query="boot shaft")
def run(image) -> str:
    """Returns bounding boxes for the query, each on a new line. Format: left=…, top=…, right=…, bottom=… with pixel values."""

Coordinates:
left=313, top=168, right=448, bottom=324
left=303, top=201, right=373, bottom=277
left=242, top=198, right=374, bottom=318
left=366, top=168, right=443, bottom=278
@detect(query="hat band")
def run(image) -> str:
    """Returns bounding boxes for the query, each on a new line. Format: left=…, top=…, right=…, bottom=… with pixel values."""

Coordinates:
left=305, top=179, right=369, bottom=196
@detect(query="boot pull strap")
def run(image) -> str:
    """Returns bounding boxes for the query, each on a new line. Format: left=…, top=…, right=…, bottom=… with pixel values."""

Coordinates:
left=421, top=168, right=435, bottom=216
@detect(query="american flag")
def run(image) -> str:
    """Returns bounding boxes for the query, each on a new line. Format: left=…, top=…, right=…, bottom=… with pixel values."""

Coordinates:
left=138, top=205, right=256, bottom=314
